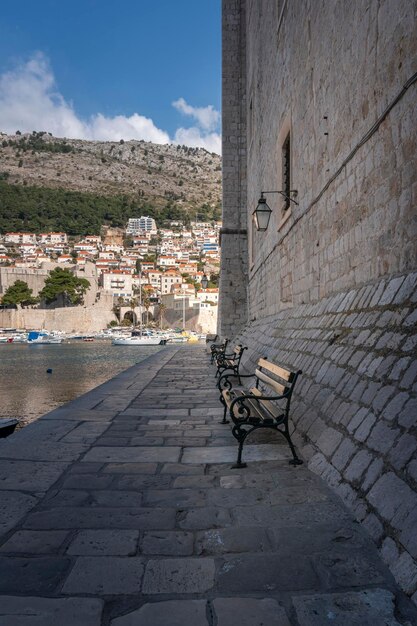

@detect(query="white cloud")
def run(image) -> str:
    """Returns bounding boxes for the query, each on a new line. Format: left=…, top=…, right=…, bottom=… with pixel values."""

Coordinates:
left=0, top=53, right=87, bottom=139
left=172, top=97, right=220, bottom=132
left=174, top=126, right=221, bottom=154
left=87, top=113, right=169, bottom=144
left=0, top=53, right=221, bottom=153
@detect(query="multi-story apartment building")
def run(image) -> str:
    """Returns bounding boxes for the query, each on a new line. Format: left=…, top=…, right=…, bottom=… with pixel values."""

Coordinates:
left=5, top=233, right=37, bottom=245
left=160, top=270, right=182, bottom=295
left=74, top=242, right=98, bottom=255
left=39, top=232, right=68, bottom=245
left=159, top=255, right=178, bottom=268
left=146, top=270, right=162, bottom=290
left=18, top=243, right=38, bottom=256
left=101, top=270, right=133, bottom=299
left=84, top=235, right=102, bottom=246
left=126, top=216, right=157, bottom=235
left=196, top=288, right=219, bottom=304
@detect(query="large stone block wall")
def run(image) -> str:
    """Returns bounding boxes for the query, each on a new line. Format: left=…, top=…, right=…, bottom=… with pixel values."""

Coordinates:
left=221, top=0, right=417, bottom=603
left=218, top=0, right=249, bottom=338
left=0, top=267, right=49, bottom=297
left=235, top=272, right=417, bottom=601
left=0, top=303, right=115, bottom=334
left=245, top=0, right=417, bottom=316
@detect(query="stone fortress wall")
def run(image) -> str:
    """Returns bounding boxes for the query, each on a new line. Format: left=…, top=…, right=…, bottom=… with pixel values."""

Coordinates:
left=218, top=0, right=249, bottom=339
left=0, top=261, right=113, bottom=332
left=221, top=0, right=417, bottom=603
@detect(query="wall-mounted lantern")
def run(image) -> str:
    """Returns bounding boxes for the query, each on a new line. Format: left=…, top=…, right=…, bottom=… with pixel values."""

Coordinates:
left=253, top=190, right=299, bottom=232
left=201, top=274, right=209, bottom=290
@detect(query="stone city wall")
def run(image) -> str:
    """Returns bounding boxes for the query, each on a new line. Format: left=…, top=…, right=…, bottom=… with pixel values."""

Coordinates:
left=244, top=0, right=416, bottom=315
left=0, top=262, right=100, bottom=308
left=221, top=0, right=417, bottom=602
left=0, top=267, right=49, bottom=297
left=0, top=304, right=115, bottom=334
left=235, top=273, right=417, bottom=601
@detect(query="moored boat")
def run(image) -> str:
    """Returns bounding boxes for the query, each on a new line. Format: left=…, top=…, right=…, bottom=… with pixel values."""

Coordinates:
left=112, top=334, right=166, bottom=346
left=0, top=418, right=19, bottom=438
left=27, top=331, right=63, bottom=344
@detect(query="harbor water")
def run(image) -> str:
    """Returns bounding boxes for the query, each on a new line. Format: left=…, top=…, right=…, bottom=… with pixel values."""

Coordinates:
left=0, top=342, right=165, bottom=424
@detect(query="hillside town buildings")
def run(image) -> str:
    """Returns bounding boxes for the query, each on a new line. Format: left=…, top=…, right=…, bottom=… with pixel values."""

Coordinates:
left=0, top=216, right=221, bottom=329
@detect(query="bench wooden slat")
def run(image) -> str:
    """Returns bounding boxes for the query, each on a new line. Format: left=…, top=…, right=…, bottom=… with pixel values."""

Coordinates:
left=249, top=387, right=281, bottom=419
left=258, top=358, right=292, bottom=381
left=222, top=386, right=281, bottom=423
left=255, top=368, right=286, bottom=395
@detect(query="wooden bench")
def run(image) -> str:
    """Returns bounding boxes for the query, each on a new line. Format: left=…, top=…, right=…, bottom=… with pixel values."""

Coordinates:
left=210, top=337, right=229, bottom=364
left=218, top=357, right=303, bottom=468
left=214, top=344, right=247, bottom=383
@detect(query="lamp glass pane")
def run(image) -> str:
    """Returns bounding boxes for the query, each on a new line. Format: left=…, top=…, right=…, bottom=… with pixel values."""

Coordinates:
left=254, top=202, right=271, bottom=231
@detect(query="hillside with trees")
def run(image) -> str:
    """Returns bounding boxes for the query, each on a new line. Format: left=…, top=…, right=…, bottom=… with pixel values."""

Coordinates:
left=0, top=132, right=222, bottom=234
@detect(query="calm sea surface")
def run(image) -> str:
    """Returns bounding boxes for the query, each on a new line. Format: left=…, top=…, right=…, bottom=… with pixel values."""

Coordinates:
left=0, top=342, right=165, bottom=424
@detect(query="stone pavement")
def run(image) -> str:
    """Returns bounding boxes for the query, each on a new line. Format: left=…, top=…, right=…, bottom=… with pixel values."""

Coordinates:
left=0, top=345, right=416, bottom=625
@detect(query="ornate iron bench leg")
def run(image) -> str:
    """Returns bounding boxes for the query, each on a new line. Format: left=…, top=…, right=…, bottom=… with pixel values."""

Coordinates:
left=282, top=427, right=303, bottom=466
left=219, top=396, right=229, bottom=424
left=231, top=426, right=248, bottom=469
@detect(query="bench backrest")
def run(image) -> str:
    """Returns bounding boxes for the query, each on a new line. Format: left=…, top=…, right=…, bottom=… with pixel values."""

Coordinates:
left=211, top=337, right=229, bottom=353
left=231, top=344, right=247, bottom=362
left=254, top=358, right=301, bottom=398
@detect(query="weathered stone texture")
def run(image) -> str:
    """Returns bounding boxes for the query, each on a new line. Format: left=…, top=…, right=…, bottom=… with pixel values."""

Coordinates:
left=219, top=0, right=248, bottom=338
left=235, top=278, right=417, bottom=600
left=221, top=0, right=417, bottom=601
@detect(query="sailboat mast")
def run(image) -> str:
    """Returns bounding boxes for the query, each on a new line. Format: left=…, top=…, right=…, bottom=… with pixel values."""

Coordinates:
left=139, top=267, right=142, bottom=337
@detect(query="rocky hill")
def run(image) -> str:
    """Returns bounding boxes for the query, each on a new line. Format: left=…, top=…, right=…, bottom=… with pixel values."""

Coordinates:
left=0, top=132, right=222, bottom=214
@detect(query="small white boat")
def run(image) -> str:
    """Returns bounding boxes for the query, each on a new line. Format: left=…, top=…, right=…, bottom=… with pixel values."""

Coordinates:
left=27, top=331, right=63, bottom=344
left=0, top=334, right=27, bottom=343
left=112, top=334, right=166, bottom=346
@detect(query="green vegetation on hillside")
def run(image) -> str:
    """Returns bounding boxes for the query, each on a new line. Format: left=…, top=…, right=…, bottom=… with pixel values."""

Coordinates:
left=3, top=132, right=75, bottom=154
left=39, top=267, right=90, bottom=306
left=0, top=181, right=220, bottom=235
left=1, top=280, right=39, bottom=307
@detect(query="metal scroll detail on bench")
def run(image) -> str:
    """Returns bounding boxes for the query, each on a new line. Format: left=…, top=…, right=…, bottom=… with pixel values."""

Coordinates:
left=210, top=337, right=229, bottom=365
left=215, top=344, right=247, bottom=383
left=218, top=358, right=303, bottom=469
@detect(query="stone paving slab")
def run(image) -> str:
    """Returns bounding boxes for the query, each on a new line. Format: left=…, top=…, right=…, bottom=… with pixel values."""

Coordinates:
left=0, top=441, right=88, bottom=462
left=0, top=596, right=103, bottom=625
left=213, top=598, right=291, bottom=626
left=142, top=557, right=215, bottom=594
left=182, top=443, right=292, bottom=464
left=0, top=346, right=416, bottom=626
left=110, top=600, right=208, bottom=626
left=0, top=459, right=76, bottom=491
left=62, top=556, right=145, bottom=594
left=0, top=492, right=39, bottom=538
left=82, top=446, right=181, bottom=463
left=293, top=589, right=403, bottom=625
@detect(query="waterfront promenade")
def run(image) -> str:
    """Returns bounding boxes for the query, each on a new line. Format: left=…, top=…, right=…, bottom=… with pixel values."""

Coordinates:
left=0, top=345, right=416, bottom=625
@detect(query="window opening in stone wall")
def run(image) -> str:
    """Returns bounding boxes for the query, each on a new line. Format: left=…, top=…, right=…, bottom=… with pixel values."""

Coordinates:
left=249, top=96, right=254, bottom=152
left=250, top=213, right=256, bottom=266
left=282, top=132, right=291, bottom=211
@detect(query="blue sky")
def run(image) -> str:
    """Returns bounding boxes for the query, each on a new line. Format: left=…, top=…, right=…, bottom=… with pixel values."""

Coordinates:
left=0, top=0, right=222, bottom=152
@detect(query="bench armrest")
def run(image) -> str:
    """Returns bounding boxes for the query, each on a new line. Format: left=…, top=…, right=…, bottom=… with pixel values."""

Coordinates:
left=217, top=371, right=255, bottom=390
left=231, top=391, right=287, bottom=404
